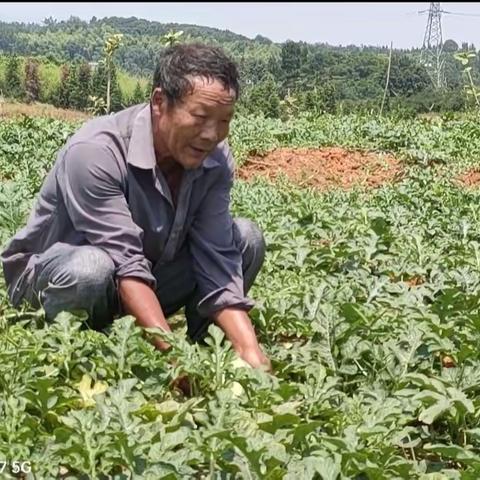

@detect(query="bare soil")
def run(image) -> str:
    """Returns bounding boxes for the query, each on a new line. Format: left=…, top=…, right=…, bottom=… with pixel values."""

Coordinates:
left=456, top=168, right=480, bottom=188
left=238, top=147, right=403, bottom=191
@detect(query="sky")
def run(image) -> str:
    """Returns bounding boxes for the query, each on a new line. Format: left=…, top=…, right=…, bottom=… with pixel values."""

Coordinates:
left=2, top=2, right=480, bottom=49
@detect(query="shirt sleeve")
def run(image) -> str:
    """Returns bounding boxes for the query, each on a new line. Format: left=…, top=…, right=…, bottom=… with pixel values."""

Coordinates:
left=188, top=145, right=255, bottom=318
left=56, top=141, right=156, bottom=286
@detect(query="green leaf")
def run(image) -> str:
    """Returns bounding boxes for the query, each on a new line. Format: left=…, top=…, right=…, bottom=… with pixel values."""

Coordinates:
left=419, top=397, right=451, bottom=425
left=425, top=444, right=480, bottom=465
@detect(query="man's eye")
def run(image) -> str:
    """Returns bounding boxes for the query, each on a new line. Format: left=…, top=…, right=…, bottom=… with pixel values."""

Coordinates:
left=194, top=114, right=207, bottom=119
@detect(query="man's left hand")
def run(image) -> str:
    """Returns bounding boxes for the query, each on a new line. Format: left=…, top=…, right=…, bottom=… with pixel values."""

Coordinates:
left=212, top=307, right=272, bottom=373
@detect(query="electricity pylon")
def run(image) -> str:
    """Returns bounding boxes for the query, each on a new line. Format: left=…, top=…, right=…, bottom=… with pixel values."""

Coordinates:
left=421, top=2, right=446, bottom=89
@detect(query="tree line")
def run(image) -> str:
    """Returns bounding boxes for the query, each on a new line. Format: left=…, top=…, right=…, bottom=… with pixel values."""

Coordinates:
left=0, top=16, right=479, bottom=117
left=0, top=54, right=149, bottom=113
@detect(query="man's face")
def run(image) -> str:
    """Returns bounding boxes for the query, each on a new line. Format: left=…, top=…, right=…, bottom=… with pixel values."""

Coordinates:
left=151, top=77, right=236, bottom=170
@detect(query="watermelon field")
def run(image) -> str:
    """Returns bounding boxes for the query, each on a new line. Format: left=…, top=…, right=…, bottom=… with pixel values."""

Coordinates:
left=2, top=111, right=480, bottom=478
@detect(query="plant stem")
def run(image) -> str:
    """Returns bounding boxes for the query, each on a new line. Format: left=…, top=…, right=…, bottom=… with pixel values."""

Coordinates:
left=380, top=41, right=393, bottom=117
left=467, top=69, right=480, bottom=108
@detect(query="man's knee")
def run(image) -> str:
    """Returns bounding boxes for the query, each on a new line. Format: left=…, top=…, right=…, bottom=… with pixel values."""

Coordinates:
left=47, top=246, right=115, bottom=291
left=34, top=245, right=115, bottom=323
left=233, top=217, right=266, bottom=273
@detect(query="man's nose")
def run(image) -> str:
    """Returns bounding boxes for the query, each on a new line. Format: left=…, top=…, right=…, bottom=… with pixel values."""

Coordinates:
left=199, top=122, right=219, bottom=143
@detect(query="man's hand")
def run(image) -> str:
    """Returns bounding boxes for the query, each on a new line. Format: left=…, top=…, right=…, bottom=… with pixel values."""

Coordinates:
left=118, top=277, right=172, bottom=351
left=212, top=308, right=272, bottom=372
left=237, top=345, right=272, bottom=372
left=119, top=280, right=271, bottom=375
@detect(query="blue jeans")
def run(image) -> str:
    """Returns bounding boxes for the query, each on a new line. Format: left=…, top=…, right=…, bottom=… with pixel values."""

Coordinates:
left=22, top=218, right=266, bottom=341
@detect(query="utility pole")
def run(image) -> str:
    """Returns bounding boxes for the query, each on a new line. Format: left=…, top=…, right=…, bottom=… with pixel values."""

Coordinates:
left=421, top=2, right=446, bottom=89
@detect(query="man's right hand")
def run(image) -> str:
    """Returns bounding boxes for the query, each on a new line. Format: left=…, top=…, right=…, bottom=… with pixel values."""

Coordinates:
left=118, top=277, right=173, bottom=336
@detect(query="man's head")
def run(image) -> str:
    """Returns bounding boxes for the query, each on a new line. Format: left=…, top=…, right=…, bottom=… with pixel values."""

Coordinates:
left=150, top=43, right=240, bottom=170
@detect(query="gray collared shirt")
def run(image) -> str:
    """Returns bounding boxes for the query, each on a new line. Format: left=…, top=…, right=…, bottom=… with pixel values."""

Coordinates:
left=1, top=103, right=254, bottom=317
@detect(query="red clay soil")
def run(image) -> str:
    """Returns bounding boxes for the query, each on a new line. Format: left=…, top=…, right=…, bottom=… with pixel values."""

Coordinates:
left=238, top=147, right=403, bottom=191
left=456, top=169, right=480, bottom=188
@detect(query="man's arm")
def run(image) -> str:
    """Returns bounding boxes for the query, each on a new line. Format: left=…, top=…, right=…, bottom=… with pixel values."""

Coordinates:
left=188, top=145, right=270, bottom=370
left=58, top=142, right=156, bottom=286
left=213, top=308, right=271, bottom=371
left=118, top=277, right=271, bottom=369
left=58, top=143, right=171, bottom=349
left=118, top=278, right=172, bottom=351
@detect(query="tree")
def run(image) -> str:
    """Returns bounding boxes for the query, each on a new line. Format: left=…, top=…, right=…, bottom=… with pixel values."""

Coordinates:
left=144, top=83, right=152, bottom=102
left=242, top=74, right=281, bottom=118
left=240, top=57, right=269, bottom=86
left=4, top=54, right=23, bottom=100
left=443, top=39, right=459, bottom=53
left=53, top=64, right=71, bottom=108
left=389, top=54, right=431, bottom=97
left=280, top=41, right=302, bottom=93
left=91, top=61, right=123, bottom=113
left=254, top=34, right=272, bottom=45
left=69, top=61, right=92, bottom=110
left=24, top=57, right=41, bottom=103
left=300, top=83, right=337, bottom=115
left=130, top=80, right=145, bottom=105
left=281, top=41, right=302, bottom=73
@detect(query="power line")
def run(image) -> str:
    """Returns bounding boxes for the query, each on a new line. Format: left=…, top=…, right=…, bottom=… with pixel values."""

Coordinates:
left=441, top=10, right=480, bottom=17
left=417, top=8, right=480, bottom=17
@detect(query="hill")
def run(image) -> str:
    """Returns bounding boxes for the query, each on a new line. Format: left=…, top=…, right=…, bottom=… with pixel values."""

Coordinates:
left=0, top=16, right=477, bottom=115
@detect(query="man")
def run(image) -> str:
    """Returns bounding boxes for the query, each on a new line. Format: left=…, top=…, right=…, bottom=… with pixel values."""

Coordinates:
left=1, top=43, right=271, bottom=371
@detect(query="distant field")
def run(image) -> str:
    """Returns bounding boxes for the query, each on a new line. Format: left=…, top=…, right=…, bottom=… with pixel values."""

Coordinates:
left=0, top=101, right=91, bottom=121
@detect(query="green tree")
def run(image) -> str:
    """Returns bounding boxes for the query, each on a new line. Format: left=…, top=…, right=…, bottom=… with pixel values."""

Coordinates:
left=241, top=74, right=280, bottom=118
left=300, top=82, right=337, bottom=115
left=443, top=39, right=459, bottom=53
left=144, top=83, right=151, bottom=102
left=53, top=64, right=71, bottom=108
left=239, top=56, right=269, bottom=86
left=129, top=80, right=145, bottom=105
left=69, top=61, right=92, bottom=110
left=4, top=54, right=23, bottom=100
left=91, top=61, right=123, bottom=112
left=389, top=54, right=431, bottom=97
left=24, top=57, right=41, bottom=103
left=280, top=41, right=302, bottom=94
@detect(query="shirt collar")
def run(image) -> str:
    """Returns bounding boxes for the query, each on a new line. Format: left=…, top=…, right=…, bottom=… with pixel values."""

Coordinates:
left=126, top=103, right=221, bottom=171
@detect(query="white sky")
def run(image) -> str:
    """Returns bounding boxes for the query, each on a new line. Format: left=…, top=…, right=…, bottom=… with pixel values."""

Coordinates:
left=2, top=2, right=480, bottom=49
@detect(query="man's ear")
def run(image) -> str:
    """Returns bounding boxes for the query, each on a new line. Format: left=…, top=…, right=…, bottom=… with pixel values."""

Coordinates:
left=151, top=87, right=166, bottom=115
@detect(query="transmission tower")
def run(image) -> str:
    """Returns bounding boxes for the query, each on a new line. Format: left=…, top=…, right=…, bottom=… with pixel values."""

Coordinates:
left=421, top=2, right=446, bottom=89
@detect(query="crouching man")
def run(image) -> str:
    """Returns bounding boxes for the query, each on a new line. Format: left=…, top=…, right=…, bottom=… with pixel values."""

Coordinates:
left=1, top=43, right=271, bottom=371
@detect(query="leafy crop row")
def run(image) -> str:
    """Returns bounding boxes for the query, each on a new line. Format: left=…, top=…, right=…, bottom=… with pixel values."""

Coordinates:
left=1, top=114, right=480, bottom=478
